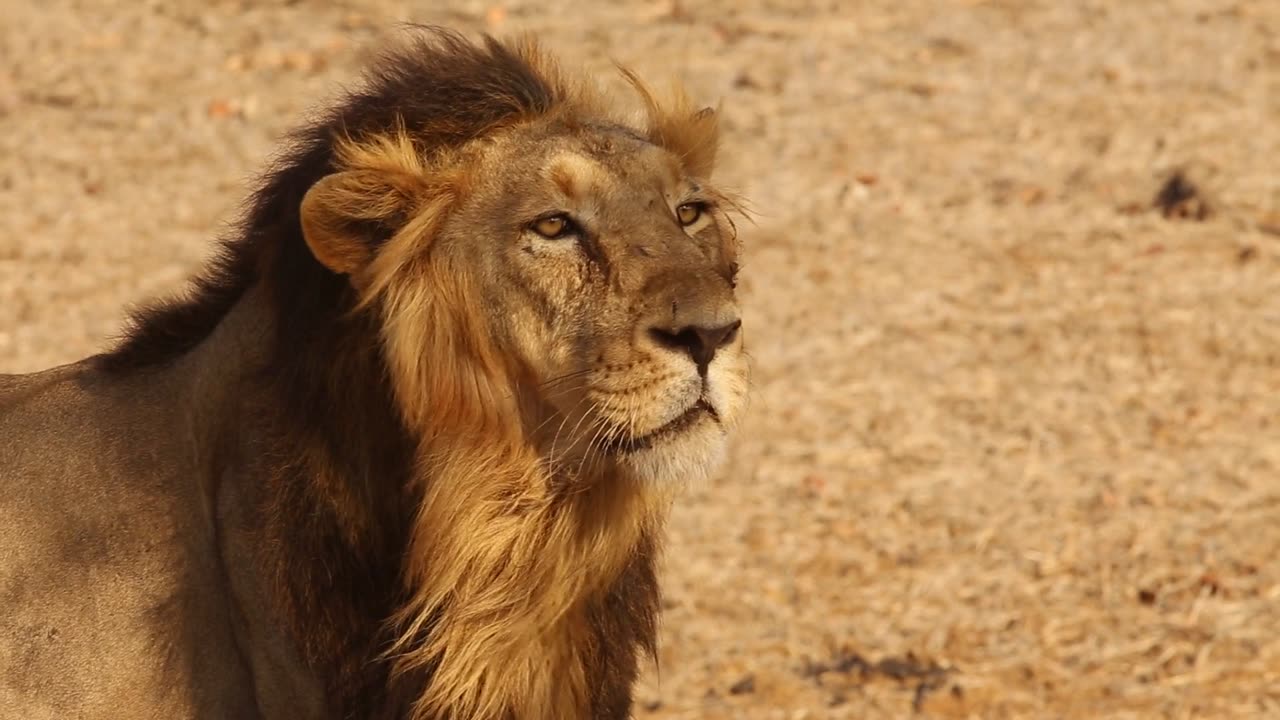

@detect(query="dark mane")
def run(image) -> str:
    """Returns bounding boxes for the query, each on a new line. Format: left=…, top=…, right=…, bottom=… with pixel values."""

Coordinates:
left=96, top=26, right=562, bottom=374
left=91, top=27, right=574, bottom=717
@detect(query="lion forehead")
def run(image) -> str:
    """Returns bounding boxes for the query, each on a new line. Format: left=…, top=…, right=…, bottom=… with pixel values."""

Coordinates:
left=544, top=152, right=609, bottom=202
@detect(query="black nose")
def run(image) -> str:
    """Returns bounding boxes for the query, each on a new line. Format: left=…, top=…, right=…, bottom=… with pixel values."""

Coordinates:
left=649, top=319, right=742, bottom=373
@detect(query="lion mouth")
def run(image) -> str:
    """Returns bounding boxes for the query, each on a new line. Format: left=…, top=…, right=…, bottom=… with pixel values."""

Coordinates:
left=602, top=399, right=719, bottom=455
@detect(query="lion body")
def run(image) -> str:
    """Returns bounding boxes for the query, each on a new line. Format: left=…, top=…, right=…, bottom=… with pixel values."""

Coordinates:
left=0, top=28, right=746, bottom=720
left=0, top=305, right=326, bottom=719
left=0, top=364, right=213, bottom=720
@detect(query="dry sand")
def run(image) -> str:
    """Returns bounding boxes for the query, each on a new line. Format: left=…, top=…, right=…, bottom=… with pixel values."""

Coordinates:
left=2, top=0, right=1279, bottom=717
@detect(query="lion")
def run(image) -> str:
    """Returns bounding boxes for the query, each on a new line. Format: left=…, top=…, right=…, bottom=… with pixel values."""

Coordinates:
left=0, top=26, right=749, bottom=720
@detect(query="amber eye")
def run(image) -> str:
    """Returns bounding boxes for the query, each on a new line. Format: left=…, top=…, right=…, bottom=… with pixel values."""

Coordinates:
left=676, top=202, right=704, bottom=227
left=531, top=214, right=574, bottom=239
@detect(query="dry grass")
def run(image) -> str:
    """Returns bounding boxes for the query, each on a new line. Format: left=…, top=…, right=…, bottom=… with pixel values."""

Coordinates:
left=2, top=1, right=1278, bottom=718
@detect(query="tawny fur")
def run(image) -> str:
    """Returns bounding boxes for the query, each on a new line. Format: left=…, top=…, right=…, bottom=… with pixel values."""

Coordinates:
left=296, top=34, right=742, bottom=716
left=1, top=26, right=748, bottom=720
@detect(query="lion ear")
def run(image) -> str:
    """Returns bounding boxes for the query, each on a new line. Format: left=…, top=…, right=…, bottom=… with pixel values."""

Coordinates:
left=680, top=106, right=720, bottom=178
left=618, top=65, right=722, bottom=178
left=300, top=169, right=419, bottom=275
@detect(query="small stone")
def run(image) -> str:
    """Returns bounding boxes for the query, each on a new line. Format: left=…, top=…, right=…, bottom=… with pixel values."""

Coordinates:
left=340, top=12, right=370, bottom=29
left=1257, top=212, right=1280, bottom=237
left=206, top=99, right=240, bottom=119
left=1153, top=170, right=1212, bottom=221
left=283, top=50, right=324, bottom=73
left=728, top=674, right=755, bottom=695
left=1020, top=186, right=1046, bottom=205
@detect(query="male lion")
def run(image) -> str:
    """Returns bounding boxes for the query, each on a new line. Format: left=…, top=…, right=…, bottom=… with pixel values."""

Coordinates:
left=0, top=27, right=748, bottom=720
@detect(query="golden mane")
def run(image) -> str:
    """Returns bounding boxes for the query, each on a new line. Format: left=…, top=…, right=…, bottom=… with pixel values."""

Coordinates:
left=90, top=26, right=726, bottom=719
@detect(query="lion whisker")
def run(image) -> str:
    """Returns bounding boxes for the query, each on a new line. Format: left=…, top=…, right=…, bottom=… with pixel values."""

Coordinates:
left=528, top=389, right=595, bottom=439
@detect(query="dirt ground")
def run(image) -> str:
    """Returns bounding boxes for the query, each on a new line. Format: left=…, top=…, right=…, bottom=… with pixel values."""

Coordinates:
left=3, top=0, right=1279, bottom=717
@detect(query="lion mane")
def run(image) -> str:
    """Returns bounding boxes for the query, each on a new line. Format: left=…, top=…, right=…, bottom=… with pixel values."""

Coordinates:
left=64, top=27, right=725, bottom=720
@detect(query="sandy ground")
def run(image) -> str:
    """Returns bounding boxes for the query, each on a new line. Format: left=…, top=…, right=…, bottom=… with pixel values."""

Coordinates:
left=3, top=0, right=1280, bottom=717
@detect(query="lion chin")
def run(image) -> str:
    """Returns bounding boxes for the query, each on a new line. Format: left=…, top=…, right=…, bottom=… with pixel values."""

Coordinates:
left=592, top=394, right=726, bottom=480
left=618, top=417, right=731, bottom=486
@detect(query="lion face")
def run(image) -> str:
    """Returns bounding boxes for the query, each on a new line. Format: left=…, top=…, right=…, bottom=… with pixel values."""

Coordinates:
left=439, top=124, right=748, bottom=482
left=299, top=89, right=746, bottom=485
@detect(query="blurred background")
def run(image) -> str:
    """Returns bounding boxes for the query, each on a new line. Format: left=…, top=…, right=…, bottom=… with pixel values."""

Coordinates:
left=2, top=1, right=1278, bottom=717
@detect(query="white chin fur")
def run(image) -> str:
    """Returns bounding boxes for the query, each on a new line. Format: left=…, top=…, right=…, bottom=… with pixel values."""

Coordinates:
left=620, top=423, right=729, bottom=484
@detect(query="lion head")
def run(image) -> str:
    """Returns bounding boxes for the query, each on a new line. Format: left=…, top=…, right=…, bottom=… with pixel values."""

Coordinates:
left=298, top=40, right=749, bottom=490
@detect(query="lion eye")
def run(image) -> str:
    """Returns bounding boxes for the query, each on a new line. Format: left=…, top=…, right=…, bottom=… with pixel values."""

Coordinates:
left=531, top=214, right=573, bottom=239
left=676, top=202, right=704, bottom=227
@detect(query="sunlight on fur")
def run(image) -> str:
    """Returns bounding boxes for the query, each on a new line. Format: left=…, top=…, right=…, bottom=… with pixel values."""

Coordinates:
left=298, top=35, right=753, bottom=717
left=0, top=26, right=749, bottom=720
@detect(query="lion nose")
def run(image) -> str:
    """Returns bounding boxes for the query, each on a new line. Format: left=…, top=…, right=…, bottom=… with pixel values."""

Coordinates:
left=648, top=318, right=742, bottom=374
